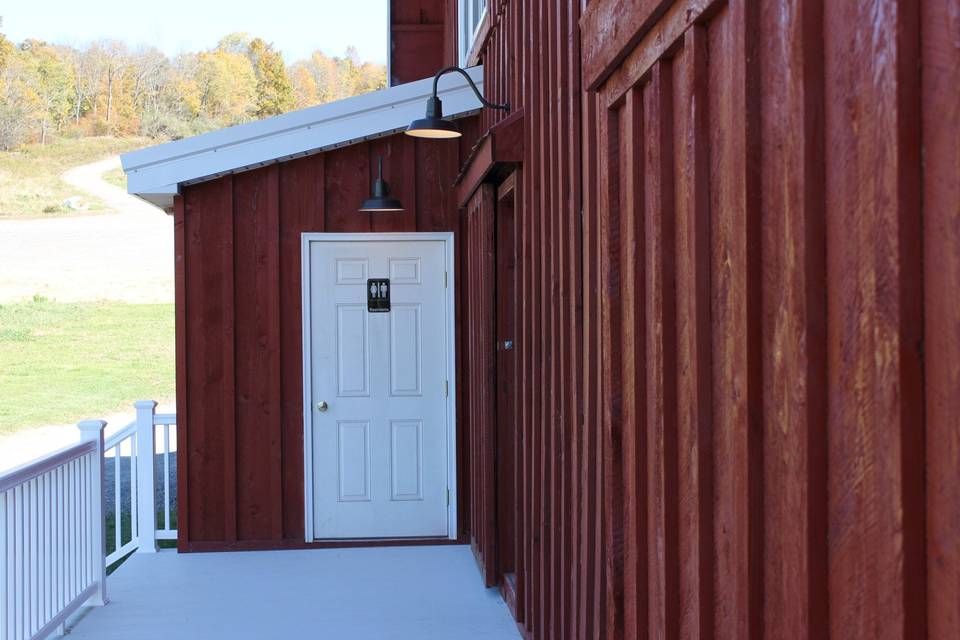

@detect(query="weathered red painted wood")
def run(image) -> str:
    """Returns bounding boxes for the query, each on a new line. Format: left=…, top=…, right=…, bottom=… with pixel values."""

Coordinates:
left=495, top=177, right=518, bottom=607
left=391, top=29, right=445, bottom=85
left=232, top=166, right=283, bottom=541
left=415, top=135, right=461, bottom=232
left=673, top=25, right=714, bottom=640
left=542, top=0, right=558, bottom=633
left=389, top=0, right=446, bottom=85
left=645, top=60, right=679, bottom=640
left=581, top=87, right=603, bottom=640
left=178, top=131, right=466, bottom=549
left=599, top=0, right=716, bottom=109
left=454, top=109, right=524, bottom=207
left=616, top=88, right=646, bottom=640
left=465, top=183, right=498, bottom=586
left=173, top=195, right=190, bottom=550
left=324, top=143, right=370, bottom=232
left=824, top=1, right=925, bottom=638
left=524, top=0, right=544, bottom=633
left=704, top=4, right=764, bottom=637
left=477, top=0, right=956, bottom=637
left=175, top=3, right=959, bottom=638
left=923, top=1, right=960, bottom=637
left=370, top=137, right=416, bottom=232
left=221, top=177, right=239, bottom=543
left=563, top=0, right=583, bottom=634
left=579, top=0, right=672, bottom=91
left=518, top=124, right=533, bottom=631
left=278, top=153, right=325, bottom=539
left=758, top=1, right=828, bottom=638
left=183, top=177, right=233, bottom=543
left=599, top=100, right=624, bottom=640
left=556, top=1, right=577, bottom=636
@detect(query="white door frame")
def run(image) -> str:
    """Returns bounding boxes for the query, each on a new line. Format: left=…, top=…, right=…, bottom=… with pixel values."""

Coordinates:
left=301, top=232, right=457, bottom=541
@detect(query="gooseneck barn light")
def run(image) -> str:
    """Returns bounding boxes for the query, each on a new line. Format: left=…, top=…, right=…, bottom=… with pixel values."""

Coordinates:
left=359, top=156, right=404, bottom=212
left=405, top=66, right=510, bottom=139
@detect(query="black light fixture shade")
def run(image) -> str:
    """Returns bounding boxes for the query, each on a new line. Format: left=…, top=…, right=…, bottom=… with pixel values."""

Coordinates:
left=406, top=97, right=461, bottom=139
left=359, top=156, right=404, bottom=212
left=406, top=66, right=510, bottom=139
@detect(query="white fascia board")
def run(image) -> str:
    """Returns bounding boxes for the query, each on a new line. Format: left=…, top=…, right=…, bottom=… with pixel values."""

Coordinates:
left=131, top=185, right=178, bottom=212
left=122, top=66, right=484, bottom=208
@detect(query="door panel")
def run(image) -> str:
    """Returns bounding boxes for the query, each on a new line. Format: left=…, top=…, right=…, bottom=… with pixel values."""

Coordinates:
left=310, top=239, right=449, bottom=539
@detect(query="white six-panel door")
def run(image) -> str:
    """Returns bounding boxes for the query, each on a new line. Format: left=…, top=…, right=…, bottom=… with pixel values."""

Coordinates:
left=303, top=234, right=454, bottom=539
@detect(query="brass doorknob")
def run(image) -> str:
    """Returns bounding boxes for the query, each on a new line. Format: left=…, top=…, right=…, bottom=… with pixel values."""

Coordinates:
left=317, top=400, right=329, bottom=412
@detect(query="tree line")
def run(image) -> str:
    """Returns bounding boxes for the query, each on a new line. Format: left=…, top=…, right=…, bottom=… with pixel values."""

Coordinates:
left=0, top=23, right=386, bottom=150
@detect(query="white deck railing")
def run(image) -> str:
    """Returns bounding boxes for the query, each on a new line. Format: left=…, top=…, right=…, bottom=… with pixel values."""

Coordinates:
left=0, top=422, right=108, bottom=640
left=0, top=402, right=176, bottom=640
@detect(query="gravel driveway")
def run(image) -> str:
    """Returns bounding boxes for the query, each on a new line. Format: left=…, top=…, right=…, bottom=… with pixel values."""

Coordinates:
left=0, top=155, right=175, bottom=470
left=0, top=155, right=173, bottom=303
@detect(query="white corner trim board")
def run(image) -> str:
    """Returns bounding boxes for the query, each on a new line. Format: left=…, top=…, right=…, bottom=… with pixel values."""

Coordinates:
left=121, top=66, right=485, bottom=211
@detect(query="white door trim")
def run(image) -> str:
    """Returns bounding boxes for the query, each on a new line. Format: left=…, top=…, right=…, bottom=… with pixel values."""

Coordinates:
left=301, top=232, right=457, bottom=541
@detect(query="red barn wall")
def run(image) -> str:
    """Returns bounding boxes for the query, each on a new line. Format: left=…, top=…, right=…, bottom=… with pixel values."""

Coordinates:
left=462, top=0, right=960, bottom=639
left=389, top=0, right=456, bottom=85
left=174, top=130, right=475, bottom=550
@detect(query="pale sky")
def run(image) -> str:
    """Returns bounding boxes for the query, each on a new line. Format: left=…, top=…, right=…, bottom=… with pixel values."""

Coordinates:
left=1, top=0, right=388, bottom=64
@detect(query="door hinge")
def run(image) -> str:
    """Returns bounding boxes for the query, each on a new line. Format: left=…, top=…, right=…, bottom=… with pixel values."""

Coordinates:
left=446, top=488, right=450, bottom=505
left=444, top=380, right=449, bottom=396
left=444, top=271, right=448, bottom=288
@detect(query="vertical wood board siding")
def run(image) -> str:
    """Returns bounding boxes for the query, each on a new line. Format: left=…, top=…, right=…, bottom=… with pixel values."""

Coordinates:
left=173, top=2, right=958, bottom=637
left=177, top=133, right=467, bottom=548
left=473, top=0, right=959, bottom=638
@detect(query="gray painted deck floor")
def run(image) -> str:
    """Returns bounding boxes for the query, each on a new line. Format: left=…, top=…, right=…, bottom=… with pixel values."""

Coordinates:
left=68, top=545, right=520, bottom=640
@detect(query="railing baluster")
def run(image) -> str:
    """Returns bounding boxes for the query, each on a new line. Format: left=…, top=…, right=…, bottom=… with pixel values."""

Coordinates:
left=27, top=479, right=34, bottom=637
left=113, top=447, right=121, bottom=560
left=15, top=485, right=22, bottom=640
left=163, top=424, right=170, bottom=536
left=130, top=434, right=138, bottom=545
left=55, top=467, right=61, bottom=619
left=75, top=458, right=82, bottom=597
left=69, top=459, right=75, bottom=600
left=43, top=474, right=50, bottom=628
left=0, top=491, right=6, bottom=640
left=39, top=477, right=45, bottom=635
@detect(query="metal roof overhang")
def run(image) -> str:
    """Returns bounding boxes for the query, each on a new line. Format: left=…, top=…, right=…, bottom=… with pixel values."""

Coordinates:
left=121, top=66, right=484, bottom=212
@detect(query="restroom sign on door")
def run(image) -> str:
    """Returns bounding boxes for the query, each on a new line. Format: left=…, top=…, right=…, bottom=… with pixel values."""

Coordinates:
left=367, top=278, right=390, bottom=312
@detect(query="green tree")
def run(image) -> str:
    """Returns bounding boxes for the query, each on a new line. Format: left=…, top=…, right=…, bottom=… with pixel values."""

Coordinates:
left=217, top=32, right=252, bottom=56
left=0, top=18, right=13, bottom=71
left=289, top=64, right=319, bottom=109
left=18, top=40, right=74, bottom=143
left=0, top=54, right=32, bottom=149
left=248, top=38, right=294, bottom=117
left=191, top=49, right=257, bottom=125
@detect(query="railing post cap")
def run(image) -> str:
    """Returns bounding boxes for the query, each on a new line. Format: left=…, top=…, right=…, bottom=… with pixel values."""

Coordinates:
left=134, top=400, right=158, bottom=410
left=77, top=419, right=107, bottom=432
left=78, top=419, right=107, bottom=441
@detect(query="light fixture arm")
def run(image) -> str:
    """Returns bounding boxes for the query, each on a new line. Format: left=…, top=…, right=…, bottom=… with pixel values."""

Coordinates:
left=431, top=66, right=510, bottom=112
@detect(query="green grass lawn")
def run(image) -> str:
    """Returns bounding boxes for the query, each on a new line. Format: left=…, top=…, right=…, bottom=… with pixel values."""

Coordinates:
left=0, top=298, right=174, bottom=435
left=0, top=136, right=149, bottom=218
left=103, top=165, right=128, bottom=189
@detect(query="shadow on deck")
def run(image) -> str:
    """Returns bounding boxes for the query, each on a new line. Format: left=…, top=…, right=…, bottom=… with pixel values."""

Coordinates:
left=67, top=545, right=519, bottom=640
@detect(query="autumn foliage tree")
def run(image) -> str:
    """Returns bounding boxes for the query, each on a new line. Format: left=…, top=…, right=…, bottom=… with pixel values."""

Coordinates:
left=0, top=25, right=386, bottom=149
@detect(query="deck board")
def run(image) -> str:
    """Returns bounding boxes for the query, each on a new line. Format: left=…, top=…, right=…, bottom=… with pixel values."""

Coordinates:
left=68, top=545, right=519, bottom=639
